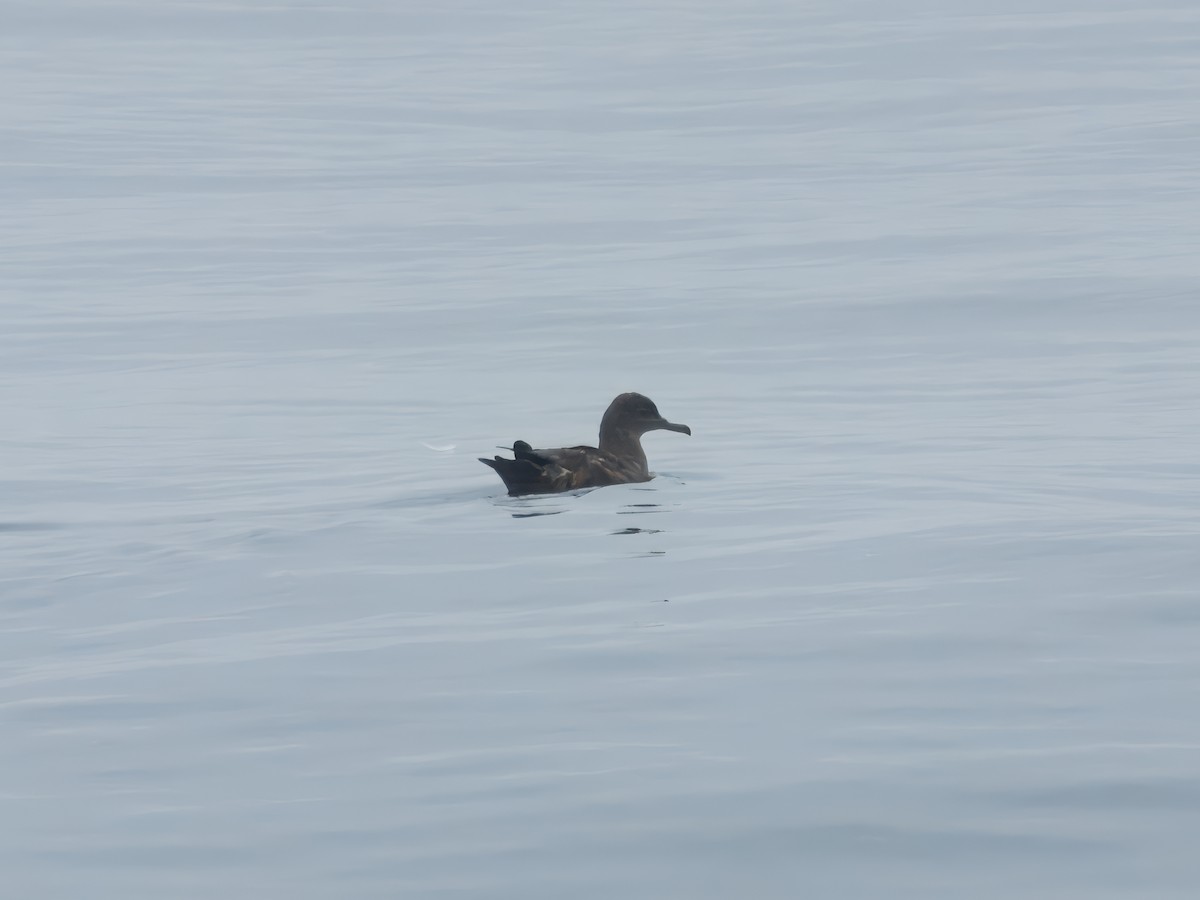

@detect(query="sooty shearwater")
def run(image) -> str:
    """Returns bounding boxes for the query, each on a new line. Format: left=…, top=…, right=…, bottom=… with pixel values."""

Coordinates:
left=479, top=392, right=691, bottom=496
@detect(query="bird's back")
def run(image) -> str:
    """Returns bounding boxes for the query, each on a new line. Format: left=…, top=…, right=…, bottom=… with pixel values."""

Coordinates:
left=479, top=441, right=648, bottom=496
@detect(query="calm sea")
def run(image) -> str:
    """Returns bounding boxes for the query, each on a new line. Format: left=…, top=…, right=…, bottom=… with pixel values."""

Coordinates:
left=3, top=2, right=1199, bottom=897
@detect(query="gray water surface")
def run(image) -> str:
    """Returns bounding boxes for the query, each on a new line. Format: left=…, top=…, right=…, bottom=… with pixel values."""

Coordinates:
left=4, top=2, right=1200, bottom=897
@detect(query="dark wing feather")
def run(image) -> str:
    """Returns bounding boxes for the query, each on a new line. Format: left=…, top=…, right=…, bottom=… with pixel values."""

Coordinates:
left=513, top=440, right=556, bottom=467
left=480, top=442, right=640, bottom=495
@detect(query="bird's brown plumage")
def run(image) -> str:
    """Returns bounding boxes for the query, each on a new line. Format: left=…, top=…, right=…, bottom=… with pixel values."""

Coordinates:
left=479, top=393, right=691, bottom=496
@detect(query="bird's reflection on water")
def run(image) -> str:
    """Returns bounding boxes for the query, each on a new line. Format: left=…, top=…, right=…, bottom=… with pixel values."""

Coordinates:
left=493, top=487, right=680, bottom=566
left=616, top=503, right=662, bottom=514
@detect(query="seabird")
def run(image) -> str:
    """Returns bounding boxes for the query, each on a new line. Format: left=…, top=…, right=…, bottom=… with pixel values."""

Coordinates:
left=480, top=392, right=691, bottom=496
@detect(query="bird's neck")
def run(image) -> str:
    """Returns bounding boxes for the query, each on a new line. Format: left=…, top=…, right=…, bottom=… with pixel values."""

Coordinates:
left=598, top=426, right=648, bottom=473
